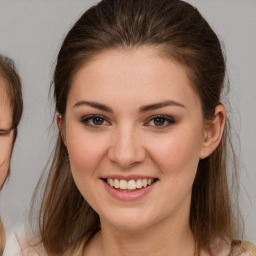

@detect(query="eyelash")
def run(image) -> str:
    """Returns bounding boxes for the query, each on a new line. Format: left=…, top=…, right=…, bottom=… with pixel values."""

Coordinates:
left=0, top=129, right=11, bottom=135
left=81, top=114, right=175, bottom=129
left=81, top=115, right=110, bottom=127
left=145, top=115, right=176, bottom=129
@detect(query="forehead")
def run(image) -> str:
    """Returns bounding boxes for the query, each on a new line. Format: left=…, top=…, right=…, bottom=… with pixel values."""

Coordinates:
left=0, top=77, right=11, bottom=107
left=0, top=79, right=12, bottom=129
left=68, top=47, right=201, bottom=110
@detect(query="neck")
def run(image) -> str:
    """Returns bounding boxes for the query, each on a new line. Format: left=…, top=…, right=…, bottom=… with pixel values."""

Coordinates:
left=87, top=213, right=195, bottom=256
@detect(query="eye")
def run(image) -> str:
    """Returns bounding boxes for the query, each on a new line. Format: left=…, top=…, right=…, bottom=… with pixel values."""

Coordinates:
left=145, top=115, right=175, bottom=128
left=0, top=129, right=11, bottom=135
left=81, top=115, right=109, bottom=127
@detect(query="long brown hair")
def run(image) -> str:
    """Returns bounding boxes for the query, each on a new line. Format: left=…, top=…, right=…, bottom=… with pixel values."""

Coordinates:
left=0, top=55, right=23, bottom=254
left=33, top=0, right=241, bottom=255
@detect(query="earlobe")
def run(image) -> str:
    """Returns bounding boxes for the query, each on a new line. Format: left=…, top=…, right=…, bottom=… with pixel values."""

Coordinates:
left=200, top=104, right=226, bottom=159
left=56, top=113, right=66, bottom=146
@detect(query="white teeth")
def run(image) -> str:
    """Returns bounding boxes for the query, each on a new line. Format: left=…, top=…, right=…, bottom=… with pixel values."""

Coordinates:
left=120, top=179, right=128, bottom=189
left=128, top=180, right=136, bottom=190
left=136, top=179, right=142, bottom=189
left=142, top=179, right=147, bottom=187
left=114, top=179, right=120, bottom=189
left=107, top=178, right=154, bottom=190
left=109, top=179, right=114, bottom=187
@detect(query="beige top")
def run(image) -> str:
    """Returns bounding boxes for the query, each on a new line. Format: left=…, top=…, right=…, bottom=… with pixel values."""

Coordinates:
left=229, top=241, right=256, bottom=256
left=3, top=235, right=256, bottom=256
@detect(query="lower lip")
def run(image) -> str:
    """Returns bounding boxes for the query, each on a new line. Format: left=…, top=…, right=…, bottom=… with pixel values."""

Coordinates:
left=102, top=180, right=157, bottom=201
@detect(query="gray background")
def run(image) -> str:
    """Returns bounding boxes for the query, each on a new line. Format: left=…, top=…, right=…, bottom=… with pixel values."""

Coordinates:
left=0, top=0, right=255, bottom=243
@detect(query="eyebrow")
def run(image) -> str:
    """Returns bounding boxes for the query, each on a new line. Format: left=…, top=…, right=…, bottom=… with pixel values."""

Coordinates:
left=73, top=100, right=185, bottom=113
left=73, top=101, right=113, bottom=112
left=139, top=100, right=185, bottom=113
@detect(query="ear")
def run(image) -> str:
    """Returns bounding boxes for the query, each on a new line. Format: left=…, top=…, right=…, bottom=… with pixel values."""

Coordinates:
left=200, top=104, right=226, bottom=159
left=56, top=113, right=66, bottom=146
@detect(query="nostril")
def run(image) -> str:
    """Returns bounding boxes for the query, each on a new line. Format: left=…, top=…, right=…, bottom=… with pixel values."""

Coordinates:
left=108, top=149, right=146, bottom=168
left=107, top=134, right=146, bottom=167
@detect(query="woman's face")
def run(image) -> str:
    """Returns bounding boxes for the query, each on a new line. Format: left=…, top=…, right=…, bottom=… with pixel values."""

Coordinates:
left=0, top=79, right=13, bottom=188
left=63, top=48, right=209, bottom=230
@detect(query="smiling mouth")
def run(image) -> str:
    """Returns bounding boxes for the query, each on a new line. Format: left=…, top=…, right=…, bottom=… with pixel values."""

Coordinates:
left=103, top=178, right=158, bottom=192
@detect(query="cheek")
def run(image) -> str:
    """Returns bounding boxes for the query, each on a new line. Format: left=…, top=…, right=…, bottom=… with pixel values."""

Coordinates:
left=145, top=130, right=203, bottom=215
left=154, top=140, right=199, bottom=164
left=64, top=126, right=110, bottom=209
left=65, top=127, right=108, bottom=177
left=0, top=137, right=13, bottom=187
left=147, top=128, right=203, bottom=176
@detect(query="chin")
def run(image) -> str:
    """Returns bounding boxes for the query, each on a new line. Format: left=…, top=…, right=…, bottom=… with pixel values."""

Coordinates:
left=99, top=207, right=156, bottom=231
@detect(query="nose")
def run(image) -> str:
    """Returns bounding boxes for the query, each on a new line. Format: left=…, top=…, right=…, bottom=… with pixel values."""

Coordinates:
left=107, top=125, right=146, bottom=168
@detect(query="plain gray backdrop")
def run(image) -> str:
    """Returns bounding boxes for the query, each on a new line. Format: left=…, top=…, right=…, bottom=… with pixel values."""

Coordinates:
left=0, top=0, right=255, bottom=243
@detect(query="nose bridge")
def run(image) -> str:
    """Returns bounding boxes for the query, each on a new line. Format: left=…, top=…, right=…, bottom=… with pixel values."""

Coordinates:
left=108, top=122, right=145, bottom=167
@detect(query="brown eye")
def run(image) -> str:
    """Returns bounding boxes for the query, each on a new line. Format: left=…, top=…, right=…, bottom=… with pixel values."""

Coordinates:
left=0, top=129, right=12, bottom=135
left=81, top=114, right=109, bottom=127
left=153, top=117, right=166, bottom=126
left=92, top=116, right=104, bottom=125
left=146, top=115, right=175, bottom=129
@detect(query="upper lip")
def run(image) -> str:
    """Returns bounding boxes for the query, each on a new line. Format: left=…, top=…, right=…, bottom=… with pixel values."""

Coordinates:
left=101, top=175, right=157, bottom=180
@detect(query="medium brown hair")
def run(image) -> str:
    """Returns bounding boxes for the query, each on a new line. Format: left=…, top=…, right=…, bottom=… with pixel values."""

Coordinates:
left=34, top=0, right=241, bottom=255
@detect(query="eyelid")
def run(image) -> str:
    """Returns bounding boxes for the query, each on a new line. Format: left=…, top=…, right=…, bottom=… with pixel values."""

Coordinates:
left=144, top=114, right=176, bottom=128
left=80, top=114, right=111, bottom=127
left=0, top=128, right=12, bottom=135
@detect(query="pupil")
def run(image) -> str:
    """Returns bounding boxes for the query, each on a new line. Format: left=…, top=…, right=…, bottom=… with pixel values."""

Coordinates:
left=154, top=117, right=165, bottom=126
left=93, top=117, right=104, bottom=125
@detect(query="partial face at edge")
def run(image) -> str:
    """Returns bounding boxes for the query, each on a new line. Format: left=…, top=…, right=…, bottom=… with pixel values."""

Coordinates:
left=61, top=47, right=225, bottom=230
left=0, top=78, right=14, bottom=188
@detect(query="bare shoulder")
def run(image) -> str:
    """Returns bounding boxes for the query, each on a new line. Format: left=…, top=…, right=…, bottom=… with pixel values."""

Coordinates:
left=230, top=241, right=256, bottom=256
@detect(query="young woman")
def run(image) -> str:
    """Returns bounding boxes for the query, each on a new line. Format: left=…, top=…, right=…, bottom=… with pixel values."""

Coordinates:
left=0, top=55, right=23, bottom=255
left=10, top=0, right=255, bottom=255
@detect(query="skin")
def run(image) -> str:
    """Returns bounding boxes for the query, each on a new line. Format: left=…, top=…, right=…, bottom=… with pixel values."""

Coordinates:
left=0, top=78, right=13, bottom=189
left=0, top=77, right=14, bottom=252
left=60, top=47, right=226, bottom=256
